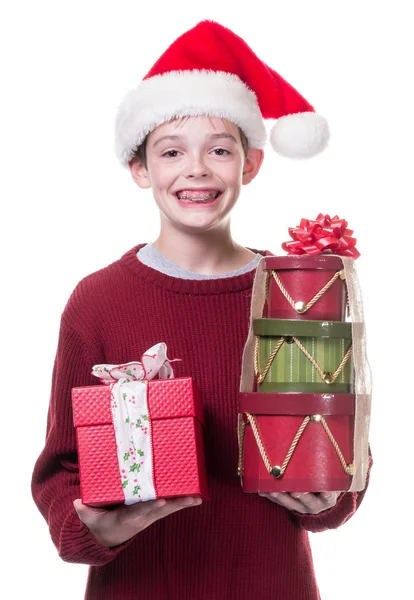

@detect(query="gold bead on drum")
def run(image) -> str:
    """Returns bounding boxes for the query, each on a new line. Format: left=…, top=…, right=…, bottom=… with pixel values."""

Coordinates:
left=310, top=414, right=322, bottom=422
left=339, top=269, right=346, bottom=280
left=323, top=372, right=334, bottom=384
left=270, top=465, right=282, bottom=478
left=294, top=301, right=306, bottom=313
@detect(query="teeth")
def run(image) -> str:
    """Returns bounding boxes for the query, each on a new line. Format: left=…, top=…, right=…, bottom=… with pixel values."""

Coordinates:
left=177, top=191, right=219, bottom=201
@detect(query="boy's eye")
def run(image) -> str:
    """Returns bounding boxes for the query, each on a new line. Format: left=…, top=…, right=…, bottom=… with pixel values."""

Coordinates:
left=162, top=150, right=180, bottom=158
left=213, top=148, right=230, bottom=156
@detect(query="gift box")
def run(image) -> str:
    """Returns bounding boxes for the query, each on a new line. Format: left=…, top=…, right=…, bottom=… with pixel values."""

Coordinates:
left=254, top=318, right=354, bottom=393
left=238, top=215, right=371, bottom=493
left=263, top=254, right=347, bottom=320
left=238, top=392, right=355, bottom=492
left=263, top=214, right=361, bottom=320
left=72, top=344, right=208, bottom=506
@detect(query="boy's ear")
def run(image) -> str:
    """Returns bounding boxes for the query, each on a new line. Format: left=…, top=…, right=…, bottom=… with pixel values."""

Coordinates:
left=242, top=148, right=265, bottom=185
left=129, top=158, right=152, bottom=189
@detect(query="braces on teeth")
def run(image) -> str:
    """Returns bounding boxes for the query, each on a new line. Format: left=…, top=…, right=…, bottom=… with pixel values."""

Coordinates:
left=178, top=192, right=219, bottom=201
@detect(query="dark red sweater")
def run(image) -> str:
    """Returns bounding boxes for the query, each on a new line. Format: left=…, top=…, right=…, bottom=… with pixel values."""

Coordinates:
left=32, top=244, right=371, bottom=600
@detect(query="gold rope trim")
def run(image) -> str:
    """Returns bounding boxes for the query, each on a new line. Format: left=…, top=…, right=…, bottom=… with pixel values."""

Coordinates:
left=240, top=413, right=353, bottom=478
left=255, top=335, right=353, bottom=385
left=271, top=269, right=342, bottom=314
left=319, top=416, right=354, bottom=475
left=254, top=336, right=285, bottom=384
left=246, top=413, right=311, bottom=476
left=279, top=416, right=311, bottom=474
left=246, top=413, right=272, bottom=471
left=292, top=336, right=353, bottom=383
left=237, top=418, right=246, bottom=476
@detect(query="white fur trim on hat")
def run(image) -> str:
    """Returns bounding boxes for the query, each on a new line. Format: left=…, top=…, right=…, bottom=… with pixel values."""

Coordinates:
left=115, top=70, right=267, bottom=164
left=269, top=112, right=330, bottom=159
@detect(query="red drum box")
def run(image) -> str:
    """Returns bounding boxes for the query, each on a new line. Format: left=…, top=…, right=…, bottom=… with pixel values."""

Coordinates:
left=263, top=255, right=347, bottom=321
left=239, top=392, right=354, bottom=492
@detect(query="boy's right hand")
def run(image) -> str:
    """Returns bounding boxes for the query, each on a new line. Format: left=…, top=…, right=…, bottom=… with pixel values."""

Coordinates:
left=74, top=496, right=202, bottom=548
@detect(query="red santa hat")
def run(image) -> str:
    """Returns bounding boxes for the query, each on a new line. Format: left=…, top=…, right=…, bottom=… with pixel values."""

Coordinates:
left=115, top=20, right=330, bottom=164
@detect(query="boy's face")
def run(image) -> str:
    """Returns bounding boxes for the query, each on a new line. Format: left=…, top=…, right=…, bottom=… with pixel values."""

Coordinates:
left=129, top=116, right=263, bottom=234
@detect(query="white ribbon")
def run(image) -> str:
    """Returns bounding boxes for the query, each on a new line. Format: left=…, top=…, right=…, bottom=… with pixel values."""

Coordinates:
left=92, top=343, right=179, bottom=504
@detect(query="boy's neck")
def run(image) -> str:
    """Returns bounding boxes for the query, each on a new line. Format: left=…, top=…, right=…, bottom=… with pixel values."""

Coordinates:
left=152, top=228, right=256, bottom=275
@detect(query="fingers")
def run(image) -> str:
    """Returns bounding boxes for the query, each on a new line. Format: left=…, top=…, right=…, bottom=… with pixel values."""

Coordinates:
left=259, top=492, right=306, bottom=513
left=290, top=491, right=340, bottom=513
left=259, top=491, right=340, bottom=514
left=127, top=496, right=200, bottom=516
left=143, top=496, right=202, bottom=525
left=319, top=491, right=340, bottom=502
left=73, top=499, right=107, bottom=522
left=289, top=492, right=321, bottom=514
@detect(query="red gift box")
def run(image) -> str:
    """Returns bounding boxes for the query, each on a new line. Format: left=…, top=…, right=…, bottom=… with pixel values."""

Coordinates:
left=263, top=255, right=347, bottom=321
left=239, top=392, right=354, bottom=492
left=72, top=377, right=209, bottom=506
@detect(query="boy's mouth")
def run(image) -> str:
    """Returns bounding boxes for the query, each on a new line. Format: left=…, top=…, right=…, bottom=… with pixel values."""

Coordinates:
left=174, top=189, right=222, bottom=203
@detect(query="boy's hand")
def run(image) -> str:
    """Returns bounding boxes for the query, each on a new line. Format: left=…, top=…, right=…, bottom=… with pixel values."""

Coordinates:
left=258, top=491, right=340, bottom=514
left=74, top=496, right=202, bottom=548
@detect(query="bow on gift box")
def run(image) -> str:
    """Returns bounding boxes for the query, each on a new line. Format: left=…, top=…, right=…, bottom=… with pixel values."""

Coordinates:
left=92, top=343, right=181, bottom=504
left=92, top=342, right=180, bottom=384
left=281, top=213, right=360, bottom=258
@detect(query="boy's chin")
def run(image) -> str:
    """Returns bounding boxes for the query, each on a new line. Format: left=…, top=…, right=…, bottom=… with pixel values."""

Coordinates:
left=171, top=216, right=226, bottom=234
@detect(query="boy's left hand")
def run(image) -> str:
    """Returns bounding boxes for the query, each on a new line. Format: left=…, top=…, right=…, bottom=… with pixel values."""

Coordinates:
left=259, top=491, right=341, bottom=514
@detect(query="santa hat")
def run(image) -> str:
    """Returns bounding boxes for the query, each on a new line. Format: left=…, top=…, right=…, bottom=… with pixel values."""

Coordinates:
left=115, top=20, right=329, bottom=164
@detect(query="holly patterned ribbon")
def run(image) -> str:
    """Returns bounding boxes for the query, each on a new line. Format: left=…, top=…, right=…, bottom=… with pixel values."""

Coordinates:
left=92, top=343, right=180, bottom=504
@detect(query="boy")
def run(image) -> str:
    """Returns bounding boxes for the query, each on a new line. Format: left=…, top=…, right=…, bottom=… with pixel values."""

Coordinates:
left=32, top=20, right=371, bottom=600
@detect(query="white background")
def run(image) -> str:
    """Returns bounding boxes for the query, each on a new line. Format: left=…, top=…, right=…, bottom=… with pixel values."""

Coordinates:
left=1, top=1, right=413, bottom=598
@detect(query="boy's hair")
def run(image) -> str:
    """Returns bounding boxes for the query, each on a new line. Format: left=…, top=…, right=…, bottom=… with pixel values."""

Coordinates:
left=132, top=125, right=249, bottom=169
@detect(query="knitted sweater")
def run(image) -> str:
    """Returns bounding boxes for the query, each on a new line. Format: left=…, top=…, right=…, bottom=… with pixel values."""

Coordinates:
left=32, top=244, right=371, bottom=600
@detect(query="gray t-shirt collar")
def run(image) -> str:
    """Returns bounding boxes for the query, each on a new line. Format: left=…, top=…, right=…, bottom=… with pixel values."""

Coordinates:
left=137, top=243, right=262, bottom=280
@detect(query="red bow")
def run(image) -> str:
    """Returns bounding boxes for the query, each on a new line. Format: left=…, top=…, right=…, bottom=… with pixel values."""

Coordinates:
left=281, top=214, right=360, bottom=258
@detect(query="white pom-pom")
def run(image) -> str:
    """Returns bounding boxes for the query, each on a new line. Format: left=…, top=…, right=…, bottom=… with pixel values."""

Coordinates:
left=269, top=112, right=330, bottom=159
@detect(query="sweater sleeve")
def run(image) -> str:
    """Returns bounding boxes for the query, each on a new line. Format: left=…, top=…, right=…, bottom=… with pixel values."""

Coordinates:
left=292, top=447, right=373, bottom=533
left=31, top=317, right=134, bottom=565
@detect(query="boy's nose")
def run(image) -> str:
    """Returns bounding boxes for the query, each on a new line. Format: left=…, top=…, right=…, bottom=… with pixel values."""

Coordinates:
left=184, top=155, right=212, bottom=178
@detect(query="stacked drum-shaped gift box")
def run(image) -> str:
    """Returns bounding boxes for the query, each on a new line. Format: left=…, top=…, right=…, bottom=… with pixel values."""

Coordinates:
left=238, top=216, right=371, bottom=493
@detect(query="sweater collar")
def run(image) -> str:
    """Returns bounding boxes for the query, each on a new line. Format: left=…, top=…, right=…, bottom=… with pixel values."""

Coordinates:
left=120, top=244, right=270, bottom=295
